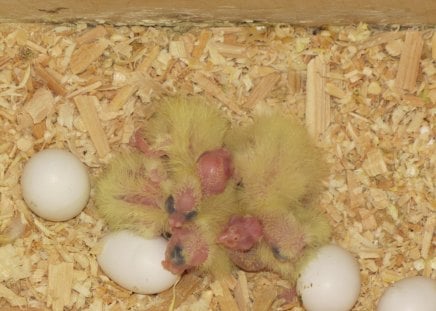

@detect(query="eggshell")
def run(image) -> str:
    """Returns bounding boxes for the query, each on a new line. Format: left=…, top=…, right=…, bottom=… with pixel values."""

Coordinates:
left=97, top=230, right=178, bottom=294
left=297, top=244, right=361, bottom=311
left=21, top=149, right=90, bottom=221
left=377, top=276, right=436, bottom=311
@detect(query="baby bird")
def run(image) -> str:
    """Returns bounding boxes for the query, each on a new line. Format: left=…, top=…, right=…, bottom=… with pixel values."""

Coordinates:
left=161, top=181, right=239, bottom=279
left=218, top=113, right=331, bottom=281
left=95, top=152, right=171, bottom=238
left=131, top=96, right=233, bottom=228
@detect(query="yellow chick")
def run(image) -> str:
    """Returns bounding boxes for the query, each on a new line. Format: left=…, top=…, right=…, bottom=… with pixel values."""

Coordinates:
left=218, top=112, right=331, bottom=282
left=95, top=152, right=172, bottom=238
left=132, top=96, right=233, bottom=229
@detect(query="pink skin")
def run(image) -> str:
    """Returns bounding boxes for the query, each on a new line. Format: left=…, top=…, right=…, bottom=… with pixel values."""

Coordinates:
left=169, top=148, right=233, bottom=228
left=162, top=225, right=208, bottom=275
left=116, top=171, right=165, bottom=208
left=130, top=129, right=166, bottom=158
left=169, top=187, right=198, bottom=228
left=197, top=148, right=233, bottom=196
left=217, top=215, right=263, bottom=251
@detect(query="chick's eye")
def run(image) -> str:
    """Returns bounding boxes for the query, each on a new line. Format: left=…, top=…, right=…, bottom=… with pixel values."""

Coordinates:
left=165, top=195, right=175, bottom=214
left=184, top=210, right=198, bottom=220
left=162, top=231, right=172, bottom=239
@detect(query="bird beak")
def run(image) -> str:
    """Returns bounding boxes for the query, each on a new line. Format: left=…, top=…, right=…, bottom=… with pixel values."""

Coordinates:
left=161, top=259, right=186, bottom=275
left=168, top=212, right=186, bottom=229
left=162, top=244, right=187, bottom=275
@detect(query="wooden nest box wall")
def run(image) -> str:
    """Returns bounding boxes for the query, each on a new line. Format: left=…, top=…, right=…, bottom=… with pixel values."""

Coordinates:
left=0, top=0, right=435, bottom=25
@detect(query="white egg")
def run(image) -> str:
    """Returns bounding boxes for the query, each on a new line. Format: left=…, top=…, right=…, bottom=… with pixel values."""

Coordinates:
left=21, top=149, right=90, bottom=221
left=97, top=230, right=178, bottom=294
left=377, top=276, right=436, bottom=311
left=297, top=244, right=361, bottom=311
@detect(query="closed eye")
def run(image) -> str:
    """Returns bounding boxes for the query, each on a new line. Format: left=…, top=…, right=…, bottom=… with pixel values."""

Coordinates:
left=165, top=195, right=175, bottom=214
left=184, top=210, right=198, bottom=220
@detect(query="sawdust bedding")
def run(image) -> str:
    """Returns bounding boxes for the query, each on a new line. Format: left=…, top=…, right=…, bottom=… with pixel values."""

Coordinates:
left=0, top=21, right=434, bottom=310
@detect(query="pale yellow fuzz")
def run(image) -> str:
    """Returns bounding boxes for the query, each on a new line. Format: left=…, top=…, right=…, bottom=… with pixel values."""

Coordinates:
left=225, top=112, right=331, bottom=282
left=226, top=113, right=328, bottom=213
left=143, top=96, right=229, bottom=162
left=193, top=182, right=241, bottom=278
left=95, top=152, right=170, bottom=238
left=141, top=95, right=230, bottom=212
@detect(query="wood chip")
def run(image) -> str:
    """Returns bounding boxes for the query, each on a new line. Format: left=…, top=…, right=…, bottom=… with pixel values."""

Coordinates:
left=26, top=40, right=47, bottom=54
left=362, top=149, right=388, bottom=177
left=76, top=25, right=108, bottom=45
left=155, top=274, right=202, bottom=310
left=137, top=45, right=160, bottom=72
left=347, top=171, right=364, bottom=209
left=252, top=284, right=277, bottom=311
left=70, top=40, right=108, bottom=75
left=47, top=262, right=74, bottom=311
left=66, top=81, right=102, bottom=99
left=108, top=45, right=160, bottom=111
left=169, top=41, right=188, bottom=59
left=244, top=72, right=281, bottom=108
left=0, top=284, right=26, bottom=307
left=214, top=42, right=246, bottom=58
left=234, top=271, right=250, bottom=311
left=73, top=95, right=110, bottom=157
left=421, top=215, right=435, bottom=259
left=0, top=55, right=10, bottom=67
left=367, top=81, right=382, bottom=95
left=191, top=72, right=241, bottom=113
left=32, top=121, right=46, bottom=139
left=394, top=32, right=424, bottom=91
left=357, top=31, right=404, bottom=50
left=108, top=84, right=137, bottom=111
left=34, top=64, right=67, bottom=96
left=432, top=32, right=436, bottom=60
left=325, top=82, right=347, bottom=98
left=22, top=88, right=54, bottom=123
left=385, top=39, right=403, bottom=57
left=287, top=69, right=303, bottom=95
left=210, top=280, right=239, bottom=311
left=305, top=55, right=330, bottom=139
left=358, top=209, right=378, bottom=231
left=191, top=29, right=212, bottom=59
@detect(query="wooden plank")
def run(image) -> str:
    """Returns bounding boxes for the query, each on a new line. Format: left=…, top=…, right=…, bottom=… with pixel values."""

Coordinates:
left=305, top=55, right=330, bottom=139
left=0, top=1, right=435, bottom=25
left=394, top=31, right=424, bottom=91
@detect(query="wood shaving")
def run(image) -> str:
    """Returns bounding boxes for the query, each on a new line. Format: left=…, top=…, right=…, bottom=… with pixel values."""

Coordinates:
left=0, top=22, right=434, bottom=311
